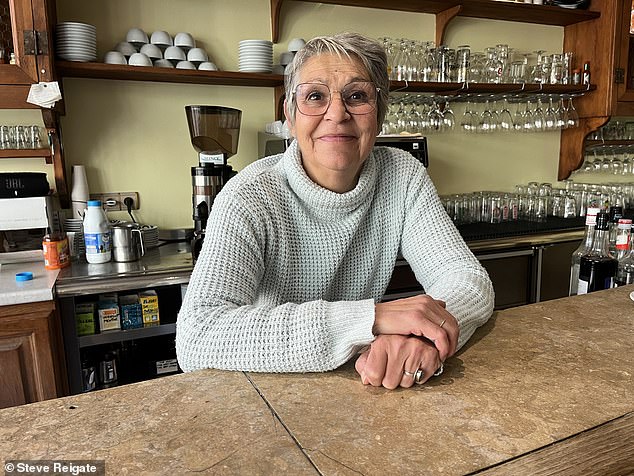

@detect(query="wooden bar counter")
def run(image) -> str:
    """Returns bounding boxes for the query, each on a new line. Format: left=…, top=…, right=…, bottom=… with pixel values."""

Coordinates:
left=1, top=286, right=633, bottom=475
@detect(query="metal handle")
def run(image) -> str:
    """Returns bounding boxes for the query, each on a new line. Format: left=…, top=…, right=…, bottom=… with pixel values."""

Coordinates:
left=475, top=249, right=534, bottom=261
left=133, top=228, right=145, bottom=257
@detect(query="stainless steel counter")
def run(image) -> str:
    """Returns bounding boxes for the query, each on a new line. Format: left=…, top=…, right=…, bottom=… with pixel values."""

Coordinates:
left=54, top=243, right=193, bottom=297
left=53, top=229, right=584, bottom=298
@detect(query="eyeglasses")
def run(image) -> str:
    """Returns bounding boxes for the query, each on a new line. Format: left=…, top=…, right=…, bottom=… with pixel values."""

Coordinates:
left=293, top=81, right=380, bottom=116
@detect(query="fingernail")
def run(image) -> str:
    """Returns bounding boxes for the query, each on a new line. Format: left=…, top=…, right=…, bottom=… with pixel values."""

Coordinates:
left=361, top=371, right=367, bottom=384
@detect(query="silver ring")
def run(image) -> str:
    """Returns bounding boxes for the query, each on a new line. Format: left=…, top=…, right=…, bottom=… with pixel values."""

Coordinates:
left=439, top=319, right=446, bottom=329
left=403, top=369, right=415, bottom=377
left=414, top=368, right=425, bottom=384
left=433, top=362, right=444, bottom=377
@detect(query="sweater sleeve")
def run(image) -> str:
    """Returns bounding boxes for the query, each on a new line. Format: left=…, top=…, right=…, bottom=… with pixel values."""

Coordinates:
left=176, top=192, right=376, bottom=373
left=400, top=166, right=495, bottom=350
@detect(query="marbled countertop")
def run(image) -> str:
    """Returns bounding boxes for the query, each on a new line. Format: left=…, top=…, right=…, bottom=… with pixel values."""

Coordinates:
left=0, top=260, right=58, bottom=306
left=1, top=286, right=632, bottom=475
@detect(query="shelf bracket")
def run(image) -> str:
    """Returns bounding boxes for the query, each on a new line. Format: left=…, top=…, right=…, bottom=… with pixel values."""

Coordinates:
left=558, top=116, right=609, bottom=181
left=435, top=5, right=462, bottom=47
left=271, top=0, right=284, bottom=44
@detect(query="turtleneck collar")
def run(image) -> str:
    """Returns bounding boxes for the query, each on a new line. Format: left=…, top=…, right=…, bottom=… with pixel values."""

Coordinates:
left=282, top=139, right=377, bottom=217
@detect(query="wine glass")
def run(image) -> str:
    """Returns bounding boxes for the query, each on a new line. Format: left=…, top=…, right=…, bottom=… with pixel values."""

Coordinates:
left=441, top=99, right=456, bottom=131
left=544, top=96, right=559, bottom=131
left=498, top=96, right=513, bottom=132
left=566, top=97, right=580, bottom=128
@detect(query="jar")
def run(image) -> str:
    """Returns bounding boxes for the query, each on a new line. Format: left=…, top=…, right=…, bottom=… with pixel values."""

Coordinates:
left=42, top=232, right=70, bottom=270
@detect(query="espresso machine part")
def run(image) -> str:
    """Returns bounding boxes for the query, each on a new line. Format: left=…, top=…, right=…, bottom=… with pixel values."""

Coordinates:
left=112, top=222, right=145, bottom=262
left=185, top=105, right=242, bottom=262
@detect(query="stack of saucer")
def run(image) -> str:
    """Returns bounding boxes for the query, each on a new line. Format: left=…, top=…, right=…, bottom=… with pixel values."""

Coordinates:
left=62, top=218, right=85, bottom=255
left=238, top=40, right=273, bottom=73
left=140, top=225, right=160, bottom=249
left=55, top=22, right=97, bottom=62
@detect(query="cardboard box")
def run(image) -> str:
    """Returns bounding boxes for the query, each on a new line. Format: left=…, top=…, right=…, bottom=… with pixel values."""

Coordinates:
left=139, top=290, right=160, bottom=326
left=98, top=294, right=121, bottom=331
left=74, top=302, right=96, bottom=336
left=119, top=294, right=143, bottom=330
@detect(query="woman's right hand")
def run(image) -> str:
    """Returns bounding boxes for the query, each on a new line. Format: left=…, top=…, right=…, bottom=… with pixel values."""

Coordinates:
left=373, top=294, right=459, bottom=362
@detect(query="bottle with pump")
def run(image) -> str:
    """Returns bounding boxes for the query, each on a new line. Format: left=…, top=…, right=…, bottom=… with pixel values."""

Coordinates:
left=577, top=211, right=618, bottom=294
left=83, top=200, right=112, bottom=264
left=569, top=207, right=599, bottom=296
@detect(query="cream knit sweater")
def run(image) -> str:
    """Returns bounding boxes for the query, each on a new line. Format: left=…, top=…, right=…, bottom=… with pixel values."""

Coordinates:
left=176, top=140, right=494, bottom=373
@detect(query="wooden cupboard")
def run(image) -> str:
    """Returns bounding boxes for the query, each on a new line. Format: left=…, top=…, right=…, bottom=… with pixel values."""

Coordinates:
left=0, top=0, right=68, bottom=206
left=0, top=300, right=67, bottom=409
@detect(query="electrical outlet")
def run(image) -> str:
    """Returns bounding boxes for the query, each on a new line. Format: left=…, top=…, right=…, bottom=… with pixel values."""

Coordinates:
left=120, top=192, right=139, bottom=211
left=89, top=193, right=119, bottom=211
left=102, top=193, right=121, bottom=211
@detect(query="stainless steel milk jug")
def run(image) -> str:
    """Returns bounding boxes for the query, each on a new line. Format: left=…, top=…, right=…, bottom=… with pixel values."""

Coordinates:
left=111, top=222, right=145, bottom=262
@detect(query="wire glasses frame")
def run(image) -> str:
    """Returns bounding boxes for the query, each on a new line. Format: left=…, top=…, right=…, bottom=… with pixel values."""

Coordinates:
left=293, top=81, right=380, bottom=116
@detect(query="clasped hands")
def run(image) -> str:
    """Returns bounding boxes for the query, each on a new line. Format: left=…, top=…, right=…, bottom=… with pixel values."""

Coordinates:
left=355, top=294, right=459, bottom=389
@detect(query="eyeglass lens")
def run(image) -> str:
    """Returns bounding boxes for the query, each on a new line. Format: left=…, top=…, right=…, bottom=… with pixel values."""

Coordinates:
left=295, top=82, right=377, bottom=116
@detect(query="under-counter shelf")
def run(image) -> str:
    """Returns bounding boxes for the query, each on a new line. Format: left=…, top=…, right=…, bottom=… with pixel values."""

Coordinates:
left=78, top=323, right=177, bottom=348
left=270, top=0, right=601, bottom=43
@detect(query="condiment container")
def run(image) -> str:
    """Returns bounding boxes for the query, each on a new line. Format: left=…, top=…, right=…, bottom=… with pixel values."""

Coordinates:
left=42, top=232, right=70, bottom=270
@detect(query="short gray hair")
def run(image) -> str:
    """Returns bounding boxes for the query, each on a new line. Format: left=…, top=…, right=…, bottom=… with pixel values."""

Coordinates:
left=284, top=32, right=389, bottom=128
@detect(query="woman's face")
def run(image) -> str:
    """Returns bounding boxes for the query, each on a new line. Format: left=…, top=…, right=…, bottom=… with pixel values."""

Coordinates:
left=285, top=53, right=379, bottom=193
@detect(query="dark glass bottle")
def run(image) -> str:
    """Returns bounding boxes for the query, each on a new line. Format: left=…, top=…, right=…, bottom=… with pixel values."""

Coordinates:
left=569, top=207, right=599, bottom=296
left=578, top=212, right=618, bottom=294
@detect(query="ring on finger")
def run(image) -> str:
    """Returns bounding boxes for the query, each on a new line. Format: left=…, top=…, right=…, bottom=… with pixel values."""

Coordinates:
left=433, top=362, right=444, bottom=377
left=403, top=369, right=416, bottom=377
left=439, top=318, right=446, bottom=329
left=414, top=368, right=425, bottom=384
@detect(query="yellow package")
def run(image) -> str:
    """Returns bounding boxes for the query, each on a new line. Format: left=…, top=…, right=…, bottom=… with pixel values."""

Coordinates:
left=139, top=290, right=160, bottom=326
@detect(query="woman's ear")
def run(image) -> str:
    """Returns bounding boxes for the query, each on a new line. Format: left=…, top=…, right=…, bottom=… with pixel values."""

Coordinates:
left=283, top=99, right=296, bottom=136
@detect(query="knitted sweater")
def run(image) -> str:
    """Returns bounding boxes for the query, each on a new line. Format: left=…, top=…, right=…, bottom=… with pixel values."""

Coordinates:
left=176, top=140, right=494, bottom=373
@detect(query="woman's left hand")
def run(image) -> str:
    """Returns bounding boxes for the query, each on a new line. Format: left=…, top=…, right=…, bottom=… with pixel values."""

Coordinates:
left=354, top=334, right=442, bottom=389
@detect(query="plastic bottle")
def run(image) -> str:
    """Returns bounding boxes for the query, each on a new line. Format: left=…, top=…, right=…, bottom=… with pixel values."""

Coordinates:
left=83, top=200, right=112, bottom=263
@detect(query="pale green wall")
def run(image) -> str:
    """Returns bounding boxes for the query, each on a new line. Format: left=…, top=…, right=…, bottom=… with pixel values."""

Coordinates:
left=1, top=0, right=565, bottom=229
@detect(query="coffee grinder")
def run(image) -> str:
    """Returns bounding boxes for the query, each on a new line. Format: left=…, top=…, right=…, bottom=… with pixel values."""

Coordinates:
left=185, top=105, right=241, bottom=262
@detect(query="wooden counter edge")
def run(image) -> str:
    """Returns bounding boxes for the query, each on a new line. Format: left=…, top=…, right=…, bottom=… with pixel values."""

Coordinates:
left=474, top=411, right=634, bottom=476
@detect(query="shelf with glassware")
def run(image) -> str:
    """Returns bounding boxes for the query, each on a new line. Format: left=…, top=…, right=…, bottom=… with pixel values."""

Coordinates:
left=55, top=60, right=595, bottom=95
left=269, top=0, right=601, bottom=44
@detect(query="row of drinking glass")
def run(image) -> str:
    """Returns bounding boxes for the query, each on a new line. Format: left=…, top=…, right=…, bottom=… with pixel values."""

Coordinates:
left=0, top=125, right=43, bottom=150
left=587, top=120, right=634, bottom=141
left=381, top=38, right=577, bottom=85
left=381, top=94, right=580, bottom=135
left=442, top=181, right=634, bottom=225
left=574, top=146, right=634, bottom=176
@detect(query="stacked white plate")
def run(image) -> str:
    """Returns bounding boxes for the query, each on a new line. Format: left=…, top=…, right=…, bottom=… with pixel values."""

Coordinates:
left=56, top=22, right=97, bottom=62
left=140, top=225, right=160, bottom=249
left=239, top=40, right=273, bottom=73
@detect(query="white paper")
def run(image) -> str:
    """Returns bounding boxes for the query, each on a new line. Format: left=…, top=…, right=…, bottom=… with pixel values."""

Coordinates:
left=27, top=81, right=62, bottom=108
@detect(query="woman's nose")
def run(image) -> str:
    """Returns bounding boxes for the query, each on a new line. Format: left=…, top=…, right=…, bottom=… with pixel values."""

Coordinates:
left=324, top=93, right=350, bottom=121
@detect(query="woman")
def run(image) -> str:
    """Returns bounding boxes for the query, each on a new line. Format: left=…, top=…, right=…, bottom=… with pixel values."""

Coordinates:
left=176, top=32, right=494, bottom=389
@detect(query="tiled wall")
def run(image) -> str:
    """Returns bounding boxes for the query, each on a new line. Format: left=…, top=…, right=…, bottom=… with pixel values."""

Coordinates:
left=0, top=0, right=14, bottom=62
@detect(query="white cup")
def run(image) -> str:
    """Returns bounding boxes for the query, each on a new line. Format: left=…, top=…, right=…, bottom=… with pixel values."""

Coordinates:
left=140, top=43, right=162, bottom=60
left=176, top=60, right=196, bottom=70
left=115, top=41, right=137, bottom=57
left=104, top=51, right=127, bottom=65
left=198, top=61, right=218, bottom=71
left=174, top=32, right=196, bottom=51
left=128, top=52, right=153, bottom=67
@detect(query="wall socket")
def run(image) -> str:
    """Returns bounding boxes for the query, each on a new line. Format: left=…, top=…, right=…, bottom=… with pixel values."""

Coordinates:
left=89, top=192, right=139, bottom=211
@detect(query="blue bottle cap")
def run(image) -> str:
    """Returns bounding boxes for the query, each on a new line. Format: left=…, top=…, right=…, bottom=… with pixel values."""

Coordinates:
left=87, top=200, right=102, bottom=207
left=15, top=272, right=34, bottom=282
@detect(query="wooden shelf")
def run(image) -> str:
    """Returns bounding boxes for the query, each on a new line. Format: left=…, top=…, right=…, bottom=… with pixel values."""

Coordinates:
left=56, top=61, right=285, bottom=87
left=585, top=140, right=634, bottom=147
left=389, top=81, right=596, bottom=95
left=0, top=148, right=52, bottom=162
left=270, top=0, right=601, bottom=43
left=57, top=61, right=595, bottom=97
left=78, top=323, right=176, bottom=348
